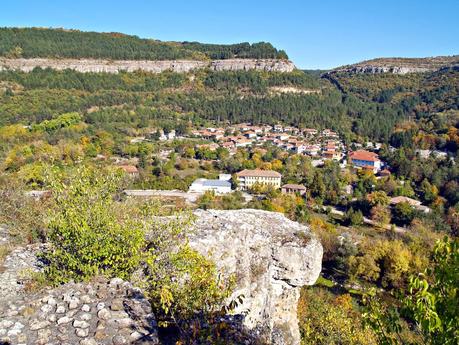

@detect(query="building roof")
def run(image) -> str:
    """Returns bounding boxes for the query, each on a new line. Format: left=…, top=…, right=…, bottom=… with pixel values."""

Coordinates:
left=236, top=169, right=282, bottom=178
left=282, top=184, right=306, bottom=190
left=119, top=165, right=139, bottom=174
left=390, top=196, right=422, bottom=206
left=192, top=179, right=231, bottom=188
left=349, top=150, right=380, bottom=162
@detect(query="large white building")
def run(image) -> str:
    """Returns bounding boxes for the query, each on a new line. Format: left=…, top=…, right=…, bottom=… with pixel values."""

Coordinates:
left=188, top=178, right=232, bottom=194
left=236, top=169, right=282, bottom=190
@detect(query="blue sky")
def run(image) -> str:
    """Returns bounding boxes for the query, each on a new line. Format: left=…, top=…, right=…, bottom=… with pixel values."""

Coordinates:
left=2, top=0, right=458, bottom=69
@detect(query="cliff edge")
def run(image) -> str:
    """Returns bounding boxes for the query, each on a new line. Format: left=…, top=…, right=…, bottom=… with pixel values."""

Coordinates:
left=0, top=58, right=296, bottom=74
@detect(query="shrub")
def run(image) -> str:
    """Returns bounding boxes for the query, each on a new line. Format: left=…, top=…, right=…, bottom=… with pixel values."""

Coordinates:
left=41, top=166, right=147, bottom=283
left=298, top=287, right=377, bottom=345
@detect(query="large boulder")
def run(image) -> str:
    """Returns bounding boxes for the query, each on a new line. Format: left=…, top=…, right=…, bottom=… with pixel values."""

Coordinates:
left=189, top=209, right=323, bottom=345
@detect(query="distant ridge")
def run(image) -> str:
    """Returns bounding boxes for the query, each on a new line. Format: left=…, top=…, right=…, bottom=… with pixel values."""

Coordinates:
left=0, top=27, right=289, bottom=61
left=328, top=55, right=459, bottom=75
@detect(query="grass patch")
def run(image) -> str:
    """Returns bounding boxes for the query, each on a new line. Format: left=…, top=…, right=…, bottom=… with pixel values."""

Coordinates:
left=315, top=275, right=335, bottom=288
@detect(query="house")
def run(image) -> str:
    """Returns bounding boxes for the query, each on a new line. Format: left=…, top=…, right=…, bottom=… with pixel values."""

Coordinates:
left=244, top=131, right=257, bottom=139
left=274, top=124, right=283, bottom=132
left=282, top=184, right=306, bottom=195
left=188, top=178, right=232, bottom=194
left=221, top=141, right=235, bottom=149
left=303, top=128, right=318, bottom=136
left=322, top=129, right=338, bottom=137
left=236, top=169, right=282, bottom=190
left=349, top=150, right=382, bottom=173
left=235, top=138, right=252, bottom=147
left=119, top=165, right=139, bottom=178
left=389, top=196, right=422, bottom=207
left=389, top=196, right=431, bottom=213
left=293, top=144, right=306, bottom=154
left=323, top=150, right=341, bottom=160
left=305, top=145, right=320, bottom=156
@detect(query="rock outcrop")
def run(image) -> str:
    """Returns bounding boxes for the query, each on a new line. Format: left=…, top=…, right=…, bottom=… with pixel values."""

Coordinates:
left=0, top=209, right=322, bottom=344
left=0, top=58, right=296, bottom=74
left=328, top=55, right=459, bottom=75
left=189, top=209, right=323, bottom=345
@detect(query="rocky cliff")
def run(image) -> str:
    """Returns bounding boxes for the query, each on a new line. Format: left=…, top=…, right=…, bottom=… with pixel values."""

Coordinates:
left=189, top=209, right=323, bottom=345
left=0, top=209, right=322, bottom=345
left=328, top=55, right=459, bottom=75
left=0, top=58, right=296, bottom=73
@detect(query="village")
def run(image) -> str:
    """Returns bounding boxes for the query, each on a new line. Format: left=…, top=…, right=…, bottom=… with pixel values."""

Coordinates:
left=111, top=122, right=431, bottom=217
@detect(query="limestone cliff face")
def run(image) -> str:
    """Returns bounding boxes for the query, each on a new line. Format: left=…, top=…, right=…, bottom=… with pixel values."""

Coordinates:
left=0, top=58, right=296, bottom=73
left=189, top=209, right=323, bottom=345
left=327, top=55, right=459, bottom=75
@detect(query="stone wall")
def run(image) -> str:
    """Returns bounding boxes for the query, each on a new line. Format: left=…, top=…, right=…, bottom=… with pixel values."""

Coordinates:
left=0, top=58, right=296, bottom=74
left=0, top=277, right=158, bottom=345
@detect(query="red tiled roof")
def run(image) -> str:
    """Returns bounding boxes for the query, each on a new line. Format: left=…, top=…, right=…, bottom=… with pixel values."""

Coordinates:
left=236, top=169, right=282, bottom=178
left=282, top=184, right=306, bottom=190
left=350, top=150, right=380, bottom=162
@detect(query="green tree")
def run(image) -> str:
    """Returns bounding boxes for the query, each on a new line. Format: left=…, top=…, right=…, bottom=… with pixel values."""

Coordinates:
left=392, top=202, right=415, bottom=226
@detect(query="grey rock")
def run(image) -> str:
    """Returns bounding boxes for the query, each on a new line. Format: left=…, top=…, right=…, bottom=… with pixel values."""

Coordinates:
left=109, top=278, right=124, bottom=287
left=80, top=339, right=97, bottom=345
left=0, top=320, right=14, bottom=329
left=110, top=299, right=123, bottom=311
left=56, top=305, right=66, bottom=314
left=37, top=328, right=52, bottom=343
left=187, top=209, right=323, bottom=345
left=40, top=304, right=54, bottom=313
left=68, top=298, right=80, bottom=310
left=47, top=314, right=57, bottom=322
left=76, top=327, right=89, bottom=337
left=47, top=297, right=57, bottom=306
left=81, top=304, right=91, bottom=312
left=97, top=308, right=111, bottom=320
left=73, top=320, right=90, bottom=329
left=80, top=295, right=92, bottom=304
left=80, top=313, right=92, bottom=321
left=96, top=302, right=105, bottom=310
left=57, top=316, right=73, bottom=325
left=112, top=334, right=127, bottom=345
left=30, top=319, right=50, bottom=330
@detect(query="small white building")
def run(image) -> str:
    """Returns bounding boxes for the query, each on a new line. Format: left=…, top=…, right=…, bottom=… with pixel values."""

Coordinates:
left=188, top=179, right=232, bottom=194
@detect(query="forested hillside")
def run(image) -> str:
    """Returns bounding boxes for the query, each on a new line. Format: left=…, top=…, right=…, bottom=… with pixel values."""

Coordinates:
left=0, top=27, right=288, bottom=60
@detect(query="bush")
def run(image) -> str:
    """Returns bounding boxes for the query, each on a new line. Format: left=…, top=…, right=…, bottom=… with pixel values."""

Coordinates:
left=298, top=287, right=376, bottom=344
left=346, top=207, right=364, bottom=226
left=42, top=166, right=147, bottom=283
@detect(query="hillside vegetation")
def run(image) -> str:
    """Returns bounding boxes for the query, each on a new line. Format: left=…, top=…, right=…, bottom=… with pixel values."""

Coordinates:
left=0, top=27, right=288, bottom=60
